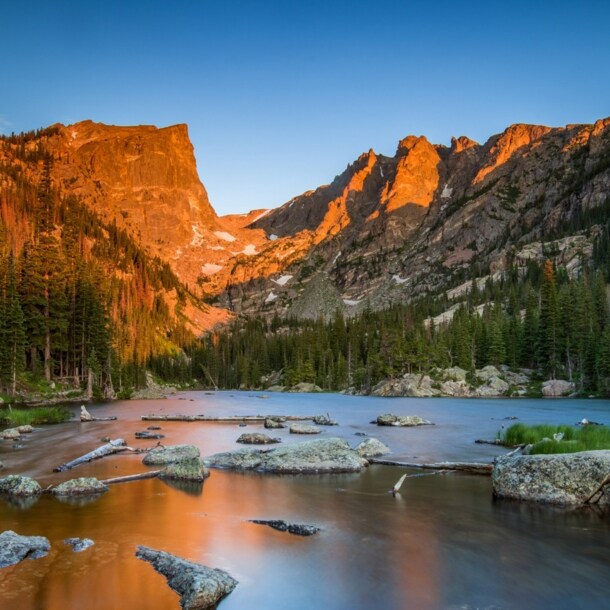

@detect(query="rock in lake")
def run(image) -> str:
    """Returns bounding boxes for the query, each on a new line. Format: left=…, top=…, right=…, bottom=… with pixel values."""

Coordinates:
left=205, top=437, right=367, bottom=473
left=136, top=545, right=237, bottom=610
left=159, top=458, right=210, bottom=482
left=0, top=530, right=51, bottom=568
left=236, top=433, right=280, bottom=445
left=355, top=438, right=391, bottom=458
left=143, top=444, right=200, bottom=466
left=290, top=423, right=321, bottom=435
left=312, top=414, right=338, bottom=426
left=80, top=405, right=93, bottom=422
left=135, top=431, right=166, bottom=440
left=375, top=414, right=434, bottom=427
left=542, top=379, right=575, bottom=397
left=16, top=425, right=34, bottom=434
left=0, top=475, right=42, bottom=496
left=2, top=428, right=21, bottom=440
left=493, top=450, right=610, bottom=506
left=52, top=477, right=109, bottom=496
left=264, top=418, right=285, bottom=429
left=249, top=519, right=320, bottom=536
left=65, top=537, right=94, bottom=552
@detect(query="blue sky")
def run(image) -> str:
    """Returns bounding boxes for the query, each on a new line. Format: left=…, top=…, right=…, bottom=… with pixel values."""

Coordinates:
left=2, top=1, right=609, bottom=215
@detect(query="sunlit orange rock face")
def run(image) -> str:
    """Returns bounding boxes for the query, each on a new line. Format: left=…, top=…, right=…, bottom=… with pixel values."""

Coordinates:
left=382, top=136, right=441, bottom=211
left=473, top=123, right=553, bottom=183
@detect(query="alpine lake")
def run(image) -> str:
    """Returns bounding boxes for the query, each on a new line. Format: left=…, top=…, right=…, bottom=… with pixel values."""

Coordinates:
left=1, top=392, right=609, bottom=610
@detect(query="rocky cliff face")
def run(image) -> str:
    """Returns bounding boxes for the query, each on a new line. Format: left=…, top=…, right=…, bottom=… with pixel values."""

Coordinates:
left=17, top=117, right=610, bottom=324
left=218, top=117, right=610, bottom=318
left=42, top=121, right=270, bottom=293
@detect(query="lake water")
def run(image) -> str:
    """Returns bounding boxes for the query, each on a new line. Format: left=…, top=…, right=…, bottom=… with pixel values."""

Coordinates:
left=1, top=393, right=610, bottom=610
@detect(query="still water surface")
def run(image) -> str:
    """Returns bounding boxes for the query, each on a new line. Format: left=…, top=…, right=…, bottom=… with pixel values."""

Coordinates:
left=1, top=393, right=609, bottom=610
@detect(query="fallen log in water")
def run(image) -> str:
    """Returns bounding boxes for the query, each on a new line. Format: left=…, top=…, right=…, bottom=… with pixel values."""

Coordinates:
left=369, top=458, right=493, bottom=475
left=474, top=439, right=507, bottom=446
left=53, top=439, right=134, bottom=472
left=140, top=414, right=315, bottom=422
left=101, top=471, right=161, bottom=485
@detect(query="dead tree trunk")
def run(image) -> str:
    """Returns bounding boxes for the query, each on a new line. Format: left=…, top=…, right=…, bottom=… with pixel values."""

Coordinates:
left=53, top=439, right=131, bottom=472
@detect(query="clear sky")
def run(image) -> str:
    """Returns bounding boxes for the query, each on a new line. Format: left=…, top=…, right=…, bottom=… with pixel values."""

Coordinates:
left=2, top=1, right=609, bottom=215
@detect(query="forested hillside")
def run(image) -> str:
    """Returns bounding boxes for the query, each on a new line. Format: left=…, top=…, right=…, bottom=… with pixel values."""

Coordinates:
left=0, top=129, right=209, bottom=398
left=164, top=255, right=610, bottom=396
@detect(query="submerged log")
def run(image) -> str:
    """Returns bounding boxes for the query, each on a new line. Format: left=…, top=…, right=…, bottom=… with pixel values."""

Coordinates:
left=474, top=439, right=507, bottom=446
left=101, top=471, right=161, bottom=485
left=53, top=439, right=132, bottom=472
left=369, top=458, right=493, bottom=475
left=141, top=414, right=315, bottom=422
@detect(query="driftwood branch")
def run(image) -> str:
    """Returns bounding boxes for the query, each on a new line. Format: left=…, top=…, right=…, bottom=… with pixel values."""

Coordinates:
left=475, top=439, right=507, bottom=446
left=584, top=474, right=610, bottom=504
left=141, top=414, right=315, bottom=422
left=369, top=458, right=493, bottom=475
left=53, top=439, right=134, bottom=472
left=101, top=471, right=161, bottom=485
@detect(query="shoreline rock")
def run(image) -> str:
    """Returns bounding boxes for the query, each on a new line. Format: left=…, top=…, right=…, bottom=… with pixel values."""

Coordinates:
left=136, top=545, right=237, bottom=610
left=493, top=450, right=610, bottom=506
left=65, top=537, right=94, bottom=552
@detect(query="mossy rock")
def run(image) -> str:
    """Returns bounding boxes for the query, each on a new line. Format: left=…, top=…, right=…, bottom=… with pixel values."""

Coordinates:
left=52, top=477, right=108, bottom=496
left=0, top=475, right=42, bottom=496
left=159, top=457, right=210, bottom=482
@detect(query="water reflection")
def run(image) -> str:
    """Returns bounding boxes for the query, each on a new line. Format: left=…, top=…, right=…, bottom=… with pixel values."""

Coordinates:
left=158, top=478, right=204, bottom=496
left=0, top=493, right=40, bottom=510
left=1, top=393, right=610, bottom=609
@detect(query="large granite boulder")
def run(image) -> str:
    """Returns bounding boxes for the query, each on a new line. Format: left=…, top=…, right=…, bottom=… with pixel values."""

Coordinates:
left=440, top=380, right=472, bottom=397
left=1, top=428, right=21, bottom=440
left=476, top=365, right=502, bottom=382
left=493, top=450, right=610, bottom=506
left=371, top=374, right=441, bottom=397
left=136, top=546, right=237, bottom=610
left=264, top=418, right=285, bottom=429
left=204, top=438, right=367, bottom=474
left=159, top=458, right=210, bottom=482
left=0, top=530, right=50, bottom=568
left=52, top=477, right=109, bottom=496
left=355, top=438, right=391, bottom=458
left=442, top=366, right=468, bottom=381
left=0, top=475, right=42, bottom=496
left=143, top=444, right=200, bottom=466
left=476, top=376, right=510, bottom=397
left=375, top=414, right=434, bottom=427
left=542, top=379, right=575, bottom=397
left=287, top=382, right=323, bottom=393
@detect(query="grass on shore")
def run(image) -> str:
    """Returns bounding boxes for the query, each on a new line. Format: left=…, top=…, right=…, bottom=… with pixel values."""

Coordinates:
left=1, top=406, right=71, bottom=427
left=501, top=422, right=610, bottom=455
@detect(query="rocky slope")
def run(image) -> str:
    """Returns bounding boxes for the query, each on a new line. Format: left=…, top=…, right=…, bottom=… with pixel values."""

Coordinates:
left=5, top=117, right=609, bottom=326
left=215, top=118, right=610, bottom=318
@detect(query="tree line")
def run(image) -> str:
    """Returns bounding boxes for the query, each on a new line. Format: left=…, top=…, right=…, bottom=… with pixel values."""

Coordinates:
left=155, top=257, right=610, bottom=396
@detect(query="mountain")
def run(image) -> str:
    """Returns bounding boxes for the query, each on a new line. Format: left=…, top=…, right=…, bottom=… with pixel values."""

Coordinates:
left=209, top=118, right=610, bottom=318
left=4, top=117, right=610, bottom=330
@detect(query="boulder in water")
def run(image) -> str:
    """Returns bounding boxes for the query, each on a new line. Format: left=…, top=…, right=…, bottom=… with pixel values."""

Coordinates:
left=136, top=545, right=237, bottom=610
left=143, top=444, right=200, bottom=466
left=0, top=530, right=50, bottom=568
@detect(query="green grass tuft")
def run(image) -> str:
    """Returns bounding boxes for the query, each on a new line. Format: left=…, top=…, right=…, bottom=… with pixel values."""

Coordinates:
left=1, top=406, right=71, bottom=427
left=500, top=423, right=610, bottom=454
